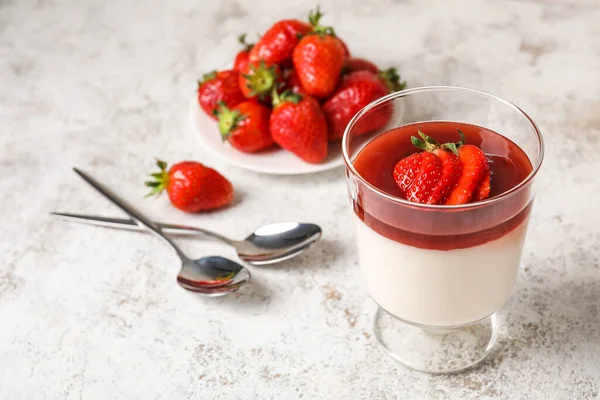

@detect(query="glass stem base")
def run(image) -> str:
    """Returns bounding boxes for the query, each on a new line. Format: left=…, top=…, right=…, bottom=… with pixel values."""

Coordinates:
left=374, top=307, right=498, bottom=373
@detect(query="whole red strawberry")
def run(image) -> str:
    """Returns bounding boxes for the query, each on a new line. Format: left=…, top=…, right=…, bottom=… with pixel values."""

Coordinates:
left=239, top=60, right=281, bottom=101
left=198, top=70, right=245, bottom=119
left=145, top=160, right=234, bottom=212
left=249, top=18, right=312, bottom=65
left=323, top=68, right=406, bottom=140
left=233, top=34, right=254, bottom=72
left=215, top=101, right=274, bottom=153
left=393, top=129, right=491, bottom=205
left=270, top=90, right=328, bottom=164
left=343, top=57, right=379, bottom=74
left=292, top=9, right=346, bottom=99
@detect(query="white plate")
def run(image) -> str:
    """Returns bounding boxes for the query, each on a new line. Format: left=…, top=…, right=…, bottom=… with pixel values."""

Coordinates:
left=188, top=97, right=344, bottom=175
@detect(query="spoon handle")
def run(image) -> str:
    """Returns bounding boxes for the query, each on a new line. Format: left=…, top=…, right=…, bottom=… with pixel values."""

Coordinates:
left=72, top=168, right=188, bottom=259
left=50, top=212, right=234, bottom=244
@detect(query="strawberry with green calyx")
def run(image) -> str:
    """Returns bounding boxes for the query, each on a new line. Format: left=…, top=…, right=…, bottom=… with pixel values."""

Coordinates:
left=406, top=129, right=464, bottom=204
left=214, top=101, right=274, bottom=153
left=234, top=34, right=254, bottom=72
left=249, top=18, right=312, bottom=65
left=269, top=89, right=328, bottom=164
left=393, top=129, right=491, bottom=205
left=145, top=160, right=234, bottom=213
left=378, top=67, right=407, bottom=92
left=238, top=60, right=281, bottom=101
left=197, top=70, right=245, bottom=119
left=214, top=102, right=245, bottom=139
left=306, top=7, right=349, bottom=57
left=292, top=8, right=346, bottom=99
left=307, top=7, right=350, bottom=57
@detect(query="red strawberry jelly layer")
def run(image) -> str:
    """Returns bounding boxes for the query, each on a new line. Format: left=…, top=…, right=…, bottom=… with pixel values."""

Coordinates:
left=351, top=121, right=534, bottom=250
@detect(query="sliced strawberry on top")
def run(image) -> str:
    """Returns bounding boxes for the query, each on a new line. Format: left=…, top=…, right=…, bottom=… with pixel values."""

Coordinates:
left=393, top=129, right=468, bottom=204
left=393, top=152, right=424, bottom=194
left=473, top=156, right=492, bottom=201
left=403, top=151, right=443, bottom=203
left=409, top=129, right=463, bottom=204
left=444, top=130, right=490, bottom=205
left=393, top=128, right=491, bottom=205
left=429, top=148, right=462, bottom=205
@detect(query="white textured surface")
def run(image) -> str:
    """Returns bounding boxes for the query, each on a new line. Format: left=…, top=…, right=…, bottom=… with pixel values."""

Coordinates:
left=1, top=0, right=600, bottom=399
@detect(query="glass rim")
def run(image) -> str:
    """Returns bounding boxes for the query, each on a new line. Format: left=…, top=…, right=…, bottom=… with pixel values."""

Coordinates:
left=341, top=85, right=545, bottom=210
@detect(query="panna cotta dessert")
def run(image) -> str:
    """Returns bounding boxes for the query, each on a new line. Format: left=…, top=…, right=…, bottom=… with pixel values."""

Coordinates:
left=351, top=121, right=533, bottom=327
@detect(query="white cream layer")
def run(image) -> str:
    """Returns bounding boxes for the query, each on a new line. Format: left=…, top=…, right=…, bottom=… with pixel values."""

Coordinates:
left=354, top=214, right=528, bottom=327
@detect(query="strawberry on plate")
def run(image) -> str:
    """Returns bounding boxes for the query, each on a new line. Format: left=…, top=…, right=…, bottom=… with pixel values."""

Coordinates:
left=249, top=17, right=312, bottom=65
left=393, top=129, right=491, bottom=205
left=198, top=70, right=245, bottom=119
left=323, top=68, right=406, bottom=140
left=292, top=9, right=346, bottom=99
left=146, top=160, right=234, bottom=213
left=343, top=57, right=379, bottom=74
left=233, top=34, right=254, bottom=72
left=215, top=100, right=274, bottom=153
left=269, top=90, right=328, bottom=164
left=238, top=60, right=281, bottom=102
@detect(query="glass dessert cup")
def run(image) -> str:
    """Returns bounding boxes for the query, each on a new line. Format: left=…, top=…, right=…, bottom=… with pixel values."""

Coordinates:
left=342, top=86, right=544, bottom=373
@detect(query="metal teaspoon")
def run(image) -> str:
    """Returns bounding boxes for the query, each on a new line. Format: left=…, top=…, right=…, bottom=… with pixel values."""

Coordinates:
left=50, top=213, right=322, bottom=265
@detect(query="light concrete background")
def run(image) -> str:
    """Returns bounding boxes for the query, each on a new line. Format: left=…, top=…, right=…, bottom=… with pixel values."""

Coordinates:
left=1, top=0, right=599, bottom=398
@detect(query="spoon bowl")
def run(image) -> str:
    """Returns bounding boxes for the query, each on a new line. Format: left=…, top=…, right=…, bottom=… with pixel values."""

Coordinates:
left=177, top=256, right=246, bottom=288
left=236, top=222, right=322, bottom=264
left=177, top=262, right=251, bottom=296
